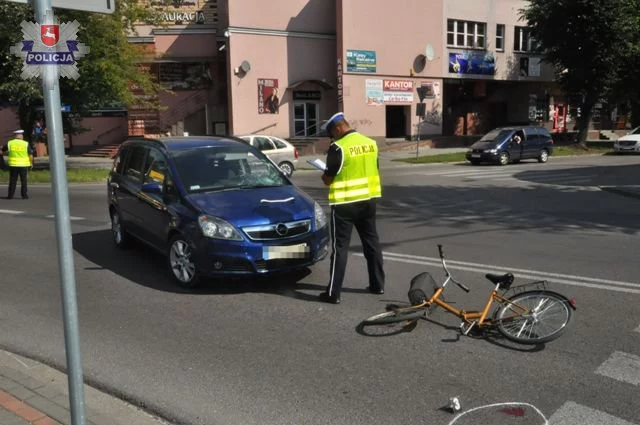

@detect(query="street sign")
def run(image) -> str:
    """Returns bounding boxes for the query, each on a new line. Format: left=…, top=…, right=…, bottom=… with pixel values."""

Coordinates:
left=3, top=0, right=114, bottom=13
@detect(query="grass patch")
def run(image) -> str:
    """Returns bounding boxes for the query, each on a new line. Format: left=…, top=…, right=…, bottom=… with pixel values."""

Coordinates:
left=0, top=167, right=110, bottom=183
left=393, top=145, right=614, bottom=164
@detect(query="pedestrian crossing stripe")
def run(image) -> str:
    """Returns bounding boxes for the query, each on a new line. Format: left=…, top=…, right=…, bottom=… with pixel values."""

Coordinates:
left=595, top=351, right=640, bottom=387
left=548, top=401, right=637, bottom=425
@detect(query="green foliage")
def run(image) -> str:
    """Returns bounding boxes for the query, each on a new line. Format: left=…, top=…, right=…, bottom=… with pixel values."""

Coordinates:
left=0, top=1, right=168, bottom=139
left=520, top=0, right=640, bottom=142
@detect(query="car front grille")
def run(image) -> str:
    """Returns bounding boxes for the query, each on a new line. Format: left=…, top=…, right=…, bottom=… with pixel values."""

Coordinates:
left=619, top=140, right=637, bottom=147
left=242, top=219, right=311, bottom=241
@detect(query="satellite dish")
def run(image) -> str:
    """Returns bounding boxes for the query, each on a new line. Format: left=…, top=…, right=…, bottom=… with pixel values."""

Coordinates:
left=240, top=60, right=251, bottom=73
left=425, top=44, right=435, bottom=61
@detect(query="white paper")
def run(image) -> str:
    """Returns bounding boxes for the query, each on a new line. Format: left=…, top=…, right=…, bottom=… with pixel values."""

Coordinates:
left=307, top=158, right=327, bottom=171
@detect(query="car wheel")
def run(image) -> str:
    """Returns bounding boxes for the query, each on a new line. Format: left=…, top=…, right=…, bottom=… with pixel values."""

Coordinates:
left=538, top=149, right=549, bottom=163
left=111, top=210, right=130, bottom=249
left=279, top=161, right=294, bottom=177
left=498, top=152, right=509, bottom=166
left=167, top=235, right=201, bottom=289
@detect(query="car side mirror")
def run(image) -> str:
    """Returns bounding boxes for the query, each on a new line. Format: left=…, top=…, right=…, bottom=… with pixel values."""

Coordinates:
left=141, top=182, right=163, bottom=195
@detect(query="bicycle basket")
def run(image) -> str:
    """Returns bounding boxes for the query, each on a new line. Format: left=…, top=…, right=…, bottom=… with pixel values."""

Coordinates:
left=408, top=272, right=437, bottom=305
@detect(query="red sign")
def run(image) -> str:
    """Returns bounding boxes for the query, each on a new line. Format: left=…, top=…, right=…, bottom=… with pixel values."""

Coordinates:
left=40, top=24, right=60, bottom=47
left=383, top=80, right=413, bottom=91
left=258, top=78, right=279, bottom=114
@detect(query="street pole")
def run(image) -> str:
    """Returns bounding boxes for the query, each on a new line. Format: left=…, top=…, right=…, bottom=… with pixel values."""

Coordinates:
left=31, top=0, right=88, bottom=423
left=416, top=115, right=422, bottom=159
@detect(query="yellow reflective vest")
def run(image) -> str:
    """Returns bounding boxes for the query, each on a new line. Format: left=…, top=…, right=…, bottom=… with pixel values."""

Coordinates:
left=328, top=132, right=382, bottom=205
left=7, top=139, right=31, bottom=167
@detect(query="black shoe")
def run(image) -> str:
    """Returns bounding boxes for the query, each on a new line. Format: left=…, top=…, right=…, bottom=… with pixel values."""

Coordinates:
left=22, top=195, right=28, bottom=199
left=5, top=196, right=13, bottom=200
left=318, top=291, right=340, bottom=304
left=368, top=286, right=384, bottom=295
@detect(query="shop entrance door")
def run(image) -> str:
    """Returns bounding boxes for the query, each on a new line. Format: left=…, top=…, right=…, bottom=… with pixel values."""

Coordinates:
left=386, top=105, right=407, bottom=138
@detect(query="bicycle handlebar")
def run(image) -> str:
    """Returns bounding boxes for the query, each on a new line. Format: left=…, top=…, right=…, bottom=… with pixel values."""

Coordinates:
left=438, top=244, right=470, bottom=293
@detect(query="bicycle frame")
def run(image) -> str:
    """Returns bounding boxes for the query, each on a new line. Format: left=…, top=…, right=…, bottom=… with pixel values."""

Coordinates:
left=413, top=246, right=530, bottom=334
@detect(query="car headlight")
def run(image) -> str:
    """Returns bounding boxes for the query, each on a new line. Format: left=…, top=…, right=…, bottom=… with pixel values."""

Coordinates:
left=486, top=149, right=498, bottom=153
left=198, top=215, right=243, bottom=240
left=314, top=202, right=327, bottom=230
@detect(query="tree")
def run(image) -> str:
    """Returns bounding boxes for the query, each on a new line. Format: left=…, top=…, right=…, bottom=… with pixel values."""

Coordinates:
left=0, top=1, right=167, bottom=141
left=520, top=0, right=640, bottom=145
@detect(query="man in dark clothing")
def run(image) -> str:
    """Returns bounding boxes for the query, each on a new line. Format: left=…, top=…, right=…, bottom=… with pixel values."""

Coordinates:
left=318, top=112, right=385, bottom=304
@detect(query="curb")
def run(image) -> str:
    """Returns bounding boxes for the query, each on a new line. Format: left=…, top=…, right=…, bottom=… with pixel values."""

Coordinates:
left=0, top=349, right=173, bottom=425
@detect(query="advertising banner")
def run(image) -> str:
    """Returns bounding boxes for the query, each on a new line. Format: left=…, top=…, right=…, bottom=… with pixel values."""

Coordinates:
left=258, top=78, right=279, bottom=114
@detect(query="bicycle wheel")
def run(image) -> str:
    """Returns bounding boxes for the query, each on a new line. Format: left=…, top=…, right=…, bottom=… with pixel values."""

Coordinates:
left=493, top=290, right=573, bottom=345
left=362, top=307, right=425, bottom=325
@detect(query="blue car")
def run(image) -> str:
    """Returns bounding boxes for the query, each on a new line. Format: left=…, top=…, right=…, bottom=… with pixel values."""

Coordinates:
left=107, top=136, right=330, bottom=288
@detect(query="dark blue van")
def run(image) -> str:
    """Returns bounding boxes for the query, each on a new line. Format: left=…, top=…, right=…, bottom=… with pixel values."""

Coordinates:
left=466, top=126, right=554, bottom=165
left=107, top=136, right=330, bottom=289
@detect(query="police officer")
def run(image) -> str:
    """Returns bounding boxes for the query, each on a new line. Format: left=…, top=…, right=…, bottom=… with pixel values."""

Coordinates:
left=3, top=129, right=33, bottom=199
left=318, top=112, right=385, bottom=304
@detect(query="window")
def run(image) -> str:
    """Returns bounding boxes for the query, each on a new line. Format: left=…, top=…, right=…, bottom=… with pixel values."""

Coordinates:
left=269, top=137, right=288, bottom=149
left=514, top=26, right=538, bottom=52
left=496, top=24, right=505, bottom=51
left=123, top=145, right=147, bottom=182
left=293, top=102, right=319, bottom=136
left=447, top=19, right=486, bottom=49
left=143, top=148, right=168, bottom=185
left=113, top=146, right=129, bottom=175
left=253, top=136, right=275, bottom=151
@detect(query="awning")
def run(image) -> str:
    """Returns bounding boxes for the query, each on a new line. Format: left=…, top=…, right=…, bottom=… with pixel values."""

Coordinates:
left=287, top=79, right=333, bottom=90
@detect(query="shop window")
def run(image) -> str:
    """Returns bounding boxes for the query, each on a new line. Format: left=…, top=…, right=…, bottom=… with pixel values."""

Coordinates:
left=293, top=102, right=319, bottom=137
left=496, top=24, right=505, bottom=51
left=158, top=62, right=212, bottom=90
left=447, top=19, right=486, bottom=49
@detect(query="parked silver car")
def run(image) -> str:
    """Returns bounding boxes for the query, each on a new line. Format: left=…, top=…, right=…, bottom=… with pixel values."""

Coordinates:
left=613, top=127, right=640, bottom=154
left=238, top=134, right=299, bottom=176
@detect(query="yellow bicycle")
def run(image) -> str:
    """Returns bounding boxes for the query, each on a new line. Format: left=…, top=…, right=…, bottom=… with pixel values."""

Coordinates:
left=362, top=244, right=576, bottom=345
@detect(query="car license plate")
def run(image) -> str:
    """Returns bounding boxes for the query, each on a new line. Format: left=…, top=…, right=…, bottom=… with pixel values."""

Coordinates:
left=471, top=153, right=481, bottom=158
left=263, top=243, right=309, bottom=260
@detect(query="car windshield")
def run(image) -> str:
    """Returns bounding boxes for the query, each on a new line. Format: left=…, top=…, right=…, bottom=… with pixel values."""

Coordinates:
left=171, top=145, right=290, bottom=194
left=629, top=126, right=640, bottom=135
left=478, top=129, right=513, bottom=143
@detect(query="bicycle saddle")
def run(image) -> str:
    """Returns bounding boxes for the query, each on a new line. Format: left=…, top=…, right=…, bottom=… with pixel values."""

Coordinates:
left=485, top=272, right=514, bottom=289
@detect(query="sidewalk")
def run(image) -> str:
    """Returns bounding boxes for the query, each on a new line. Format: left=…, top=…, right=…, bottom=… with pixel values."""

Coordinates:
left=0, top=349, right=171, bottom=425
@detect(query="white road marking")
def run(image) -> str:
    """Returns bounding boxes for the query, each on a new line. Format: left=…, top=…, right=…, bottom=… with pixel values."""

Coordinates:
left=447, top=401, right=549, bottom=425
left=548, top=401, right=637, bottom=425
left=595, top=351, right=640, bottom=386
left=45, top=215, right=86, bottom=221
left=0, top=209, right=24, bottom=215
left=353, top=251, right=640, bottom=295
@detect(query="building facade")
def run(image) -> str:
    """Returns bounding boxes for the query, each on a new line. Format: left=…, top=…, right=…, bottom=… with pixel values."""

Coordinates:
left=4, top=0, right=615, bottom=147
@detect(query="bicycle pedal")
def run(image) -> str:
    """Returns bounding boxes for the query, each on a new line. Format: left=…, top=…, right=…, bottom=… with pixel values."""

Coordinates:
left=459, top=321, right=477, bottom=336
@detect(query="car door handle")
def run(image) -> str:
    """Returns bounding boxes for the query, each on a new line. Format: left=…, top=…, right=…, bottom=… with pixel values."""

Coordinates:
left=110, top=182, right=119, bottom=189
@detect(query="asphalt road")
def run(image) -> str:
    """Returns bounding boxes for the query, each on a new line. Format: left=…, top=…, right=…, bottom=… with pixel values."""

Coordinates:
left=1, top=154, right=639, bottom=425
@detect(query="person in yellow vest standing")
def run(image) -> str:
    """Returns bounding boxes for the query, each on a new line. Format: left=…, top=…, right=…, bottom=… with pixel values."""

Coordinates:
left=318, top=112, right=385, bottom=304
left=2, top=129, right=33, bottom=199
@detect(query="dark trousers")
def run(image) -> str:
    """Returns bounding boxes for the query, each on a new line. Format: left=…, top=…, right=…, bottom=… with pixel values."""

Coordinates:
left=327, top=199, right=385, bottom=297
left=8, top=167, right=29, bottom=199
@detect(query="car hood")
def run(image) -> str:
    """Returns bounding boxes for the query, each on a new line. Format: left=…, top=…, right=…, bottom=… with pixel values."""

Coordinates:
left=185, top=185, right=317, bottom=227
left=470, top=141, right=501, bottom=150
left=617, top=134, right=640, bottom=142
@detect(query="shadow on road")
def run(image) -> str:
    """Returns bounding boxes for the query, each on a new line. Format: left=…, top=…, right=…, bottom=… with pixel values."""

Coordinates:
left=72, top=229, right=371, bottom=302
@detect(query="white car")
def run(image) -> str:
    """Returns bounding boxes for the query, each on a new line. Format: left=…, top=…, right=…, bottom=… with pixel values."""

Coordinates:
left=613, top=127, right=640, bottom=154
left=237, top=134, right=299, bottom=176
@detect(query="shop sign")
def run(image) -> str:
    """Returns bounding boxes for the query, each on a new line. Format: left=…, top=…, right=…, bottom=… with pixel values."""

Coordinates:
left=365, top=79, right=383, bottom=105
left=383, top=79, right=413, bottom=103
left=346, top=49, right=376, bottom=73
left=448, top=52, right=495, bottom=76
left=337, top=57, right=343, bottom=105
left=293, top=90, right=321, bottom=100
left=157, top=11, right=205, bottom=24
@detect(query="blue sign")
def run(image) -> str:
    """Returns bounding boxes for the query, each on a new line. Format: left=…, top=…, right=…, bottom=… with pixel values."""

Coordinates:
left=448, top=52, right=495, bottom=76
left=347, top=49, right=376, bottom=73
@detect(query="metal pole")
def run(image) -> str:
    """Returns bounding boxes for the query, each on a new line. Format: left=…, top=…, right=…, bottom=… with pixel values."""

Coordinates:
left=31, top=0, right=87, bottom=423
left=416, top=113, right=422, bottom=159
